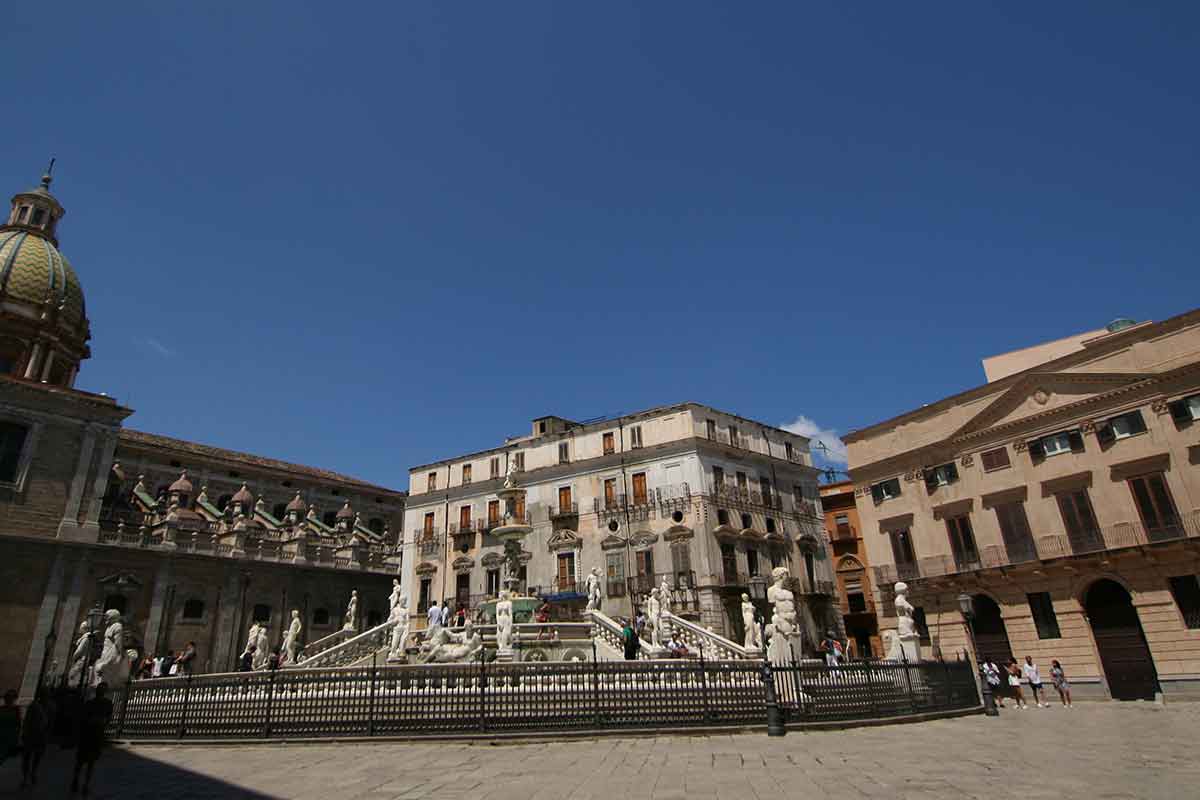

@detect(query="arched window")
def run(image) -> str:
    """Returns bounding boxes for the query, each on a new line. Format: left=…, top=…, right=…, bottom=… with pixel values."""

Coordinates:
left=103, top=594, right=127, bottom=615
left=252, top=604, right=271, bottom=623
left=181, top=597, right=205, bottom=620
left=368, top=517, right=385, bottom=535
left=272, top=503, right=287, bottom=520
left=322, top=511, right=337, bottom=527
left=312, top=608, right=330, bottom=626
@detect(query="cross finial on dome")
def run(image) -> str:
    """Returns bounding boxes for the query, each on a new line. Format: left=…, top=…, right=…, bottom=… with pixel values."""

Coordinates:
left=42, top=157, right=55, bottom=189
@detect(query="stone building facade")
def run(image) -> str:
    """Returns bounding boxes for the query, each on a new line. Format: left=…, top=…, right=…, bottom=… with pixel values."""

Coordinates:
left=0, top=170, right=405, bottom=701
left=819, top=480, right=881, bottom=658
left=400, top=405, right=838, bottom=645
left=845, top=312, right=1200, bottom=700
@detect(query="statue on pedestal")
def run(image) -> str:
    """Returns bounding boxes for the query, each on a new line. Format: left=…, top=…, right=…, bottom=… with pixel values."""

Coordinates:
left=504, top=458, right=519, bottom=489
left=646, top=588, right=665, bottom=650
left=421, top=620, right=483, bottom=663
left=282, top=610, right=303, bottom=665
left=886, top=581, right=921, bottom=662
left=388, top=579, right=402, bottom=617
left=343, top=589, right=358, bottom=631
left=93, top=610, right=129, bottom=687
left=496, top=590, right=514, bottom=652
left=585, top=568, right=602, bottom=612
left=253, top=622, right=270, bottom=670
left=766, top=567, right=801, bottom=666
left=741, top=593, right=762, bottom=650
left=659, top=576, right=672, bottom=616
left=67, top=621, right=92, bottom=687
left=388, top=596, right=410, bottom=661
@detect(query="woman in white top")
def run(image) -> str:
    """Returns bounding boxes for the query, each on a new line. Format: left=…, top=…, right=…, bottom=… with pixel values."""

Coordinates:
left=1023, top=656, right=1049, bottom=708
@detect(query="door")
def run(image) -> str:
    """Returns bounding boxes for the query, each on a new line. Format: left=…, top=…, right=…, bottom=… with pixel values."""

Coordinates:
left=721, top=543, right=738, bottom=584
left=631, top=473, right=648, bottom=505
left=558, top=486, right=572, bottom=514
left=604, top=478, right=616, bottom=509
left=1086, top=579, right=1159, bottom=700
left=459, top=505, right=471, bottom=530
left=557, top=552, right=576, bottom=592
left=487, top=500, right=500, bottom=526
left=455, top=573, right=471, bottom=610
left=971, top=594, right=1012, bottom=666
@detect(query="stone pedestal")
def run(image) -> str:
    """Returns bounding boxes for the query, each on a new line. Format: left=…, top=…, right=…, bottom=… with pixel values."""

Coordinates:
left=495, top=648, right=514, bottom=663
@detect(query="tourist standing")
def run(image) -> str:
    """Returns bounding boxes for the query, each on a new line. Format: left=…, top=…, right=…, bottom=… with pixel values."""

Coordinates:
left=1006, top=658, right=1028, bottom=709
left=1023, top=656, right=1049, bottom=708
left=176, top=642, right=197, bottom=677
left=20, top=689, right=49, bottom=787
left=71, top=683, right=114, bottom=795
left=1050, top=659, right=1073, bottom=707
left=820, top=630, right=842, bottom=666
left=426, top=601, right=441, bottom=629
left=622, top=619, right=640, bottom=661
left=981, top=659, right=1004, bottom=708
left=439, top=602, right=451, bottom=627
left=454, top=607, right=466, bottom=628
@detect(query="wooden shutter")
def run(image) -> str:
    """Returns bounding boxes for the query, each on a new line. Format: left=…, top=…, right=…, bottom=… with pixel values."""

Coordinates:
left=1096, top=423, right=1116, bottom=447
left=558, top=486, right=572, bottom=511
left=1168, top=399, right=1191, bottom=424
left=923, top=469, right=938, bottom=492
left=632, top=473, right=647, bottom=505
left=1028, top=439, right=1046, bottom=462
left=871, top=483, right=885, bottom=504
left=487, top=500, right=499, bottom=524
left=1067, top=430, right=1085, bottom=453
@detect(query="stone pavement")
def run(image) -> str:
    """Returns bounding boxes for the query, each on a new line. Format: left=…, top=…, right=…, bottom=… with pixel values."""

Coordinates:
left=2, top=702, right=1197, bottom=800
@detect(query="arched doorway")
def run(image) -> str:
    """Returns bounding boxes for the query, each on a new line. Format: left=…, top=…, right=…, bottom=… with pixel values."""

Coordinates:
left=972, top=594, right=1012, bottom=665
left=1085, top=579, right=1159, bottom=700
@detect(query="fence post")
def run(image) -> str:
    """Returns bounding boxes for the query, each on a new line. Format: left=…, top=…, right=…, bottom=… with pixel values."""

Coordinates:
left=478, top=650, right=487, bottom=733
left=900, top=653, right=917, bottom=713
left=264, top=671, right=276, bottom=738
left=368, top=666, right=378, bottom=737
left=697, top=641, right=711, bottom=723
left=177, top=673, right=193, bottom=739
left=591, top=640, right=601, bottom=727
left=864, top=660, right=879, bottom=716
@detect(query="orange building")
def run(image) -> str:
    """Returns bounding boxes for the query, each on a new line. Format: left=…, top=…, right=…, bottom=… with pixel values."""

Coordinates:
left=820, top=480, right=881, bottom=657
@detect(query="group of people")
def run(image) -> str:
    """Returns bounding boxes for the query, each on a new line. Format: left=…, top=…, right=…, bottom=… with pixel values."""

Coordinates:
left=135, top=643, right=197, bottom=680
left=0, top=683, right=114, bottom=794
left=423, top=600, right=473, bottom=630
left=982, top=655, right=1074, bottom=709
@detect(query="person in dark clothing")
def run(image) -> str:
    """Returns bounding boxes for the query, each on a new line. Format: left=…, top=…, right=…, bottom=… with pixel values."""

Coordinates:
left=176, top=642, right=197, bottom=677
left=267, top=646, right=281, bottom=672
left=622, top=619, right=640, bottom=661
left=20, top=689, right=50, bottom=787
left=0, top=689, right=20, bottom=766
left=72, top=684, right=113, bottom=795
left=238, top=645, right=256, bottom=672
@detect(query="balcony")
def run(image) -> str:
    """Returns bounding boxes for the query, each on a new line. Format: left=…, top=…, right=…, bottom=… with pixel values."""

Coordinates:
left=413, top=528, right=441, bottom=557
left=707, top=480, right=786, bottom=513
left=606, top=579, right=627, bottom=597
left=830, top=523, right=857, bottom=542
left=801, top=578, right=836, bottom=596
left=548, top=576, right=580, bottom=595
left=550, top=502, right=579, bottom=519
left=595, top=494, right=627, bottom=518
left=873, top=512, right=1200, bottom=586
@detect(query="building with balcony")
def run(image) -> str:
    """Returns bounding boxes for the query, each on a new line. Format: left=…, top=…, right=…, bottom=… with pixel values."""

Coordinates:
left=400, top=404, right=839, bottom=645
left=820, top=480, right=880, bottom=658
left=846, top=311, right=1200, bottom=700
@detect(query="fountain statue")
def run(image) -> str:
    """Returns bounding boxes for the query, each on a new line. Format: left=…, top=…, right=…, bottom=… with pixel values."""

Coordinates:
left=282, top=610, right=303, bottom=665
left=496, top=589, right=514, bottom=659
left=93, top=609, right=130, bottom=687
left=646, top=588, right=666, bottom=652
left=585, top=568, right=602, bottom=612
left=343, top=589, right=358, bottom=631
left=421, top=620, right=483, bottom=663
left=741, top=593, right=762, bottom=650
left=886, top=582, right=921, bottom=662
left=659, top=575, right=672, bottom=616
left=388, top=596, right=410, bottom=662
left=67, top=621, right=91, bottom=687
left=766, top=567, right=801, bottom=666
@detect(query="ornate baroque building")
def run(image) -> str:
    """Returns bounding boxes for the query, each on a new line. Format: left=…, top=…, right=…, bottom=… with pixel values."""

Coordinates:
left=400, top=405, right=839, bottom=645
left=846, top=313, right=1200, bottom=700
left=0, top=171, right=406, bottom=701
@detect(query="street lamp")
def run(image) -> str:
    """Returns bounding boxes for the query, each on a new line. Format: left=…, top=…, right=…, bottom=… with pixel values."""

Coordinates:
left=747, top=575, right=785, bottom=737
left=957, top=593, right=998, bottom=717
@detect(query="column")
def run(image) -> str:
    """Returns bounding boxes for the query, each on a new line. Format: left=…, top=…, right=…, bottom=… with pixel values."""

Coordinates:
left=141, top=559, right=173, bottom=658
left=23, top=341, right=43, bottom=379
left=210, top=568, right=246, bottom=672
left=39, top=348, right=55, bottom=382
left=57, top=425, right=97, bottom=541
left=50, top=550, right=91, bottom=676
left=17, top=548, right=67, bottom=703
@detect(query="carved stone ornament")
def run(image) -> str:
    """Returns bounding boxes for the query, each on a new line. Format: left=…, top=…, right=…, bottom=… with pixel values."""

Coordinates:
left=663, top=524, right=694, bottom=542
left=1032, top=388, right=1050, bottom=406
left=854, top=485, right=872, bottom=497
left=452, top=556, right=475, bottom=573
left=547, top=529, right=581, bottom=551
left=629, top=530, right=659, bottom=550
left=1080, top=420, right=1096, bottom=434
left=599, top=534, right=626, bottom=551
left=415, top=561, right=438, bottom=576
left=1151, top=398, right=1170, bottom=415
left=903, top=468, right=924, bottom=483
left=1013, top=440, right=1028, bottom=453
left=480, top=552, right=504, bottom=568
left=959, top=453, right=974, bottom=467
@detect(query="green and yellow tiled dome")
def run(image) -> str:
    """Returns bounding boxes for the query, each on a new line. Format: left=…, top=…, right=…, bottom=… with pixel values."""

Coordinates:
left=0, top=228, right=86, bottom=331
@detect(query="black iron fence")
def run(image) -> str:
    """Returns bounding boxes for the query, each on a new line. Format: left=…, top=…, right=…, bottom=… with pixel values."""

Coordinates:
left=106, top=658, right=978, bottom=740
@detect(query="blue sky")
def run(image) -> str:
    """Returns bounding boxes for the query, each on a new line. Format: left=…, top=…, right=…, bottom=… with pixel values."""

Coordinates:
left=4, top=2, right=1197, bottom=488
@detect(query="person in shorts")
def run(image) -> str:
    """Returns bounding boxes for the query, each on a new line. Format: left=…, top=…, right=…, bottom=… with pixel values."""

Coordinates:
left=1006, top=658, right=1028, bottom=709
left=1050, top=659, right=1073, bottom=707
left=1023, top=655, right=1049, bottom=708
left=981, top=659, right=1005, bottom=708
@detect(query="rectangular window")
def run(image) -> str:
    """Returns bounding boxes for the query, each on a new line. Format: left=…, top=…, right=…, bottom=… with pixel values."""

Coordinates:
left=514, top=452, right=524, bottom=471
left=1167, top=576, right=1200, bottom=629
left=631, top=472, right=648, bottom=505
left=765, top=517, right=776, bottom=533
left=490, top=457, right=500, bottom=479
left=994, top=501, right=1036, bottom=562
left=419, top=578, right=431, bottom=611
left=558, top=442, right=569, bottom=464
left=713, top=466, right=724, bottom=490
left=785, top=441, right=794, bottom=461
left=1109, top=410, right=1147, bottom=440
left=630, top=425, right=643, bottom=449
left=1168, top=394, right=1200, bottom=424
left=889, top=529, right=916, bottom=565
left=558, top=486, right=573, bottom=513
left=461, top=464, right=472, bottom=485
left=422, top=512, right=435, bottom=536
left=31, top=208, right=45, bottom=226
left=557, top=552, right=576, bottom=590
left=736, top=472, right=748, bottom=494
left=602, top=432, right=615, bottom=455
left=706, top=419, right=717, bottom=440
left=604, top=478, right=617, bottom=509
left=717, top=508, right=730, bottom=526
left=1027, top=592, right=1062, bottom=639
left=1030, top=430, right=1083, bottom=460
left=980, top=447, right=1011, bottom=471
left=870, top=478, right=901, bottom=503
left=487, top=500, right=500, bottom=525
left=486, top=569, right=501, bottom=597
left=427, top=471, right=438, bottom=492
left=924, top=462, right=958, bottom=490
left=741, top=512, right=753, bottom=530
left=636, top=549, right=653, bottom=577
left=729, top=426, right=740, bottom=448
left=760, top=476, right=772, bottom=504
left=0, top=422, right=29, bottom=483
left=670, top=541, right=692, bottom=584
left=16, top=206, right=29, bottom=223
left=746, top=548, right=759, bottom=577
left=458, top=505, right=471, bottom=530
left=946, top=515, right=979, bottom=569
left=1128, top=473, right=1180, bottom=536
left=1056, top=489, right=1100, bottom=550
left=606, top=552, right=625, bottom=582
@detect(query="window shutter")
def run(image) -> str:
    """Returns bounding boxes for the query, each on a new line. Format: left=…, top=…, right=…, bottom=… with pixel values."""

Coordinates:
left=1126, top=410, right=1147, bottom=435
left=1096, top=423, right=1116, bottom=447
left=923, top=469, right=938, bottom=492
left=871, top=483, right=884, bottom=504
left=945, top=462, right=958, bottom=483
left=1168, top=399, right=1191, bottom=424
left=1028, top=439, right=1045, bottom=462
left=1067, top=430, right=1085, bottom=453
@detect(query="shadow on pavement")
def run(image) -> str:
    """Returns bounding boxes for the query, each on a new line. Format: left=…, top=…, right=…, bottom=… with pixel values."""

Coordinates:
left=0, top=744, right=279, bottom=799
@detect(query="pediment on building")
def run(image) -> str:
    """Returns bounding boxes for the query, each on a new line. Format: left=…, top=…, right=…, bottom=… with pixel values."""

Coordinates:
left=952, top=372, right=1153, bottom=441
left=415, top=561, right=438, bottom=575
left=452, top=556, right=475, bottom=573
left=97, top=572, right=143, bottom=591
left=480, top=552, right=504, bottom=567
left=629, top=530, right=659, bottom=550
left=547, top=529, right=581, bottom=551
left=663, top=524, right=694, bottom=542
left=600, top=534, right=626, bottom=551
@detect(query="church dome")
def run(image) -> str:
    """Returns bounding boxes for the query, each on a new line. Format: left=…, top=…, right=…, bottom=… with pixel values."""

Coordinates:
left=0, top=230, right=87, bottom=332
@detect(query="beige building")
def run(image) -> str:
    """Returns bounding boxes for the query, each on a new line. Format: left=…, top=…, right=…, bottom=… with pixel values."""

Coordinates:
left=400, top=405, right=838, bottom=646
left=846, top=312, right=1200, bottom=700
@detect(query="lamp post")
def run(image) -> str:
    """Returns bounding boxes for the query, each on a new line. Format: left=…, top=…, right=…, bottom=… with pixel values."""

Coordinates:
left=957, top=593, right=998, bottom=717
left=748, top=575, right=785, bottom=737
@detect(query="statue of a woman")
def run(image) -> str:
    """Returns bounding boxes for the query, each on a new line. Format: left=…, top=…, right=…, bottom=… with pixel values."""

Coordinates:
left=282, top=610, right=303, bottom=665
left=741, top=593, right=761, bottom=649
left=344, top=589, right=358, bottom=631
left=253, top=623, right=270, bottom=670
left=887, top=581, right=920, bottom=661
left=646, top=588, right=664, bottom=649
left=388, top=596, right=410, bottom=661
left=496, top=590, right=514, bottom=652
left=388, top=579, right=402, bottom=616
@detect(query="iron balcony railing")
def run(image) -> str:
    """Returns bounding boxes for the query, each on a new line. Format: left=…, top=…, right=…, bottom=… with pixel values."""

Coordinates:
left=548, top=576, right=579, bottom=594
left=448, top=520, right=477, bottom=535
left=873, top=511, right=1200, bottom=587
left=707, top=480, right=787, bottom=513
left=830, top=523, right=857, bottom=541
left=549, top=502, right=579, bottom=519
left=417, top=536, right=441, bottom=557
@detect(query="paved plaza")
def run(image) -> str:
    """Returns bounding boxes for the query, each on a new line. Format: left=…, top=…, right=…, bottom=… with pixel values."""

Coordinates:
left=3, top=703, right=1196, bottom=800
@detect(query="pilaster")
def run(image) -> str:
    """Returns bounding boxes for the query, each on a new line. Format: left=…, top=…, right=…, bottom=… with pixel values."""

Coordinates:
left=18, top=547, right=66, bottom=703
left=57, top=425, right=97, bottom=541
left=142, top=559, right=173, bottom=658
left=49, top=549, right=90, bottom=676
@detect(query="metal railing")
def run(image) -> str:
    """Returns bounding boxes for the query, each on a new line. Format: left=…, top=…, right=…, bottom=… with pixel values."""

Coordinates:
left=296, top=619, right=399, bottom=669
left=107, top=656, right=979, bottom=740
left=874, top=511, right=1200, bottom=586
left=830, top=524, right=857, bottom=541
left=550, top=502, right=579, bottom=518
left=548, top=577, right=579, bottom=594
left=707, top=480, right=786, bottom=513
left=417, top=537, right=441, bottom=557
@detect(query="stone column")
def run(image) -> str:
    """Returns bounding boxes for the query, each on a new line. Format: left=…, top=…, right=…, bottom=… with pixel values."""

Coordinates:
left=50, top=550, right=91, bottom=675
left=18, top=547, right=67, bottom=703
left=142, top=559, right=173, bottom=659
left=23, top=341, right=43, bottom=379
left=211, top=568, right=246, bottom=672
left=57, top=425, right=97, bottom=541
left=39, top=349, right=55, bottom=382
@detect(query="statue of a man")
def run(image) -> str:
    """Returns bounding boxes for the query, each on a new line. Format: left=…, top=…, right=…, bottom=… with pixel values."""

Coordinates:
left=388, top=579, right=402, bottom=617
left=496, top=590, right=514, bottom=651
left=646, top=588, right=664, bottom=649
left=282, top=610, right=303, bottom=665
left=67, top=621, right=92, bottom=687
left=344, top=589, right=358, bottom=631
left=388, top=596, right=410, bottom=661
left=585, top=567, right=602, bottom=612
left=659, top=576, right=672, bottom=616
left=888, top=581, right=920, bottom=661
left=93, top=609, right=126, bottom=687
left=741, top=593, right=761, bottom=650
left=766, top=566, right=800, bottom=666
left=253, top=623, right=270, bottom=670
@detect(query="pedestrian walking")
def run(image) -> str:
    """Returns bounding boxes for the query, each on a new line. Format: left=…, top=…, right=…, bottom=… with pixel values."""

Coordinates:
left=981, top=659, right=1005, bottom=708
left=426, top=601, right=441, bottom=629
left=439, top=603, right=451, bottom=627
left=1023, top=656, right=1049, bottom=707
left=819, top=630, right=843, bottom=666
left=0, top=689, right=20, bottom=766
left=71, top=683, right=114, bottom=796
left=1050, top=659, right=1073, bottom=707
left=1006, top=658, right=1028, bottom=709
left=20, top=689, right=49, bottom=787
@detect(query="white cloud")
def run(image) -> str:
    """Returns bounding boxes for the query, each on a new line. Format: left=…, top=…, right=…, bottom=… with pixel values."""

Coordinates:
left=139, top=337, right=176, bottom=358
left=781, top=415, right=847, bottom=465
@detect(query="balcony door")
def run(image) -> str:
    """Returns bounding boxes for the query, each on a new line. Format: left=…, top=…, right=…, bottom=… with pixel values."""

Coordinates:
left=631, top=472, right=648, bottom=506
left=946, top=515, right=979, bottom=570
left=459, top=505, right=471, bottom=531
left=994, top=501, right=1037, bottom=563
left=558, top=486, right=572, bottom=514
left=557, top=551, right=576, bottom=592
left=1056, top=489, right=1102, bottom=553
left=1128, top=473, right=1181, bottom=541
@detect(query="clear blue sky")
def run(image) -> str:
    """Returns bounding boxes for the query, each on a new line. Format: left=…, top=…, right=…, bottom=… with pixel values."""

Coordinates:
left=4, top=2, right=1197, bottom=488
